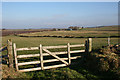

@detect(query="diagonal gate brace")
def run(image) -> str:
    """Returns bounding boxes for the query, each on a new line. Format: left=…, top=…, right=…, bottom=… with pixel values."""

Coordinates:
left=43, top=49, right=69, bottom=65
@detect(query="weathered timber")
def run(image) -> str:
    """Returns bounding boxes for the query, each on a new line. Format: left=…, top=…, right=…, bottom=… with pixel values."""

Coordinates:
left=44, top=56, right=81, bottom=63
left=85, top=38, right=92, bottom=53
left=43, top=49, right=69, bottom=65
left=43, top=45, right=67, bottom=49
left=19, top=64, right=66, bottom=72
left=67, top=43, right=71, bottom=64
left=16, top=47, right=39, bottom=51
left=17, top=56, right=81, bottom=66
left=39, top=44, right=44, bottom=70
left=13, top=43, right=19, bottom=71
left=19, top=67, right=42, bottom=72
left=7, top=39, right=13, bottom=68
left=70, top=50, right=85, bottom=53
left=16, top=44, right=84, bottom=51
left=17, top=50, right=85, bottom=58
left=43, top=64, right=66, bottom=70
left=14, top=42, right=86, bottom=72
left=18, top=61, right=40, bottom=66
left=88, top=38, right=92, bottom=52
left=70, top=44, right=84, bottom=47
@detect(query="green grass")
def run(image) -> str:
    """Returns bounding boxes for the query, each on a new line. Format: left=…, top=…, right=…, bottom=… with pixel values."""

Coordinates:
left=2, top=35, right=119, bottom=49
left=2, top=35, right=120, bottom=79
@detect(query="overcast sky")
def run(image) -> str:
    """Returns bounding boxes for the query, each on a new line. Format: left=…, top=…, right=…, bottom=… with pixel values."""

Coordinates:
left=2, top=2, right=118, bottom=29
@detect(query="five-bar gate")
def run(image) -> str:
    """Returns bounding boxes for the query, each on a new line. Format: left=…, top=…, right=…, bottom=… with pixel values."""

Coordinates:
left=13, top=38, right=92, bottom=72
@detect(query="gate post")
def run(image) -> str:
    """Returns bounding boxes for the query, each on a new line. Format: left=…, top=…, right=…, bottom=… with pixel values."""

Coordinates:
left=13, top=43, right=19, bottom=71
left=67, top=43, right=71, bottom=65
left=85, top=38, right=92, bottom=53
left=7, top=39, right=13, bottom=69
left=39, top=44, right=44, bottom=70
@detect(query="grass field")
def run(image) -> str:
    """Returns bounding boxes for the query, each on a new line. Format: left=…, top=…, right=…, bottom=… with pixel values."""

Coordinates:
left=2, top=35, right=119, bottom=49
left=18, top=26, right=119, bottom=38
left=2, top=35, right=120, bottom=79
left=1, top=26, right=120, bottom=79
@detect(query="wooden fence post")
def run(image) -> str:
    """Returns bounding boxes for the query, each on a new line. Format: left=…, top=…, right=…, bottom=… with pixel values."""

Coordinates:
left=40, top=44, right=44, bottom=70
left=13, top=43, right=19, bottom=71
left=85, top=39, right=88, bottom=53
left=88, top=38, right=92, bottom=52
left=108, top=37, right=110, bottom=46
left=85, top=38, right=92, bottom=53
left=67, top=43, right=71, bottom=65
left=7, top=39, right=13, bottom=69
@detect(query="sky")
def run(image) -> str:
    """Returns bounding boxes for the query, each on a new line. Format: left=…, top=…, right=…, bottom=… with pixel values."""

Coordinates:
left=2, top=2, right=118, bottom=29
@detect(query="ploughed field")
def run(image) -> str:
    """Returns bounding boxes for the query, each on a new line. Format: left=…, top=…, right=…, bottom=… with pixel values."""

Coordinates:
left=1, top=29, right=51, bottom=36
left=17, top=26, right=119, bottom=38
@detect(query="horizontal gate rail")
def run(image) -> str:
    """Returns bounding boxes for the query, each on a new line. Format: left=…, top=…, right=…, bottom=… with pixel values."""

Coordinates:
left=17, top=50, right=85, bottom=58
left=19, top=64, right=67, bottom=72
left=16, top=44, right=85, bottom=51
left=17, top=56, right=81, bottom=66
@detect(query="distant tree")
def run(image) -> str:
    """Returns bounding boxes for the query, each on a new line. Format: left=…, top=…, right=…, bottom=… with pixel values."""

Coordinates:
left=2, top=28, right=6, bottom=30
left=52, top=28, right=58, bottom=31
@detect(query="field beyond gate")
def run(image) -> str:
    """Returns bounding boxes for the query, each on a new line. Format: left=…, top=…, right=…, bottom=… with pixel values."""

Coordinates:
left=13, top=38, right=92, bottom=72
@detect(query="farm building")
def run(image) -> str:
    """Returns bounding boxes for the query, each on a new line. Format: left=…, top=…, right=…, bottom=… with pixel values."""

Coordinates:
left=68, top=26, right=83, bottom=30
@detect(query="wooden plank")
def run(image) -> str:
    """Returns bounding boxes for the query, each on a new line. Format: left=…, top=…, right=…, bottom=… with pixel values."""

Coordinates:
left=70, top=44, right=84, bottom=47
left=19, top=67, right=41, bottom=72
left=88, top=38, right=92, bottom=52
left=17, top=50, right=84, bottom=58
left=19, top=64, right=66, bottom=72
left=16, top=44, right=84, bottom=51
left=17, top=54, right=40, bottom=58
left=43, top=45, right=67, bottom=49
left=44, top=64, right=66, bottom=70
left=17, top=52, right=67, bottom=58
left=70, top=50, right=85, bottom=53
left=67, top=43, right=71, bottom=65
left=13, top=43, right=19, bottom=71
left=44, top=56, right=81, bottom=63
left=16, top=47, right=39, bottom=51
left=18, top=56, right=81, bottom=66
left=43, top=44, right=84, bottom=49
left=43, top=51, right=67, bottom=56
left=7, top=39, right=13, bottom=68
left=18, top=61, right=40, bottom=66
left=43, top=49, right=69, bottom=65
left=39, top=44, right=44, bottom=70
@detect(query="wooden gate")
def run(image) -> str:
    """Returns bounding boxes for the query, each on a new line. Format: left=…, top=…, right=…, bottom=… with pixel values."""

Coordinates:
left=13, top=38, right=92, bottom=72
